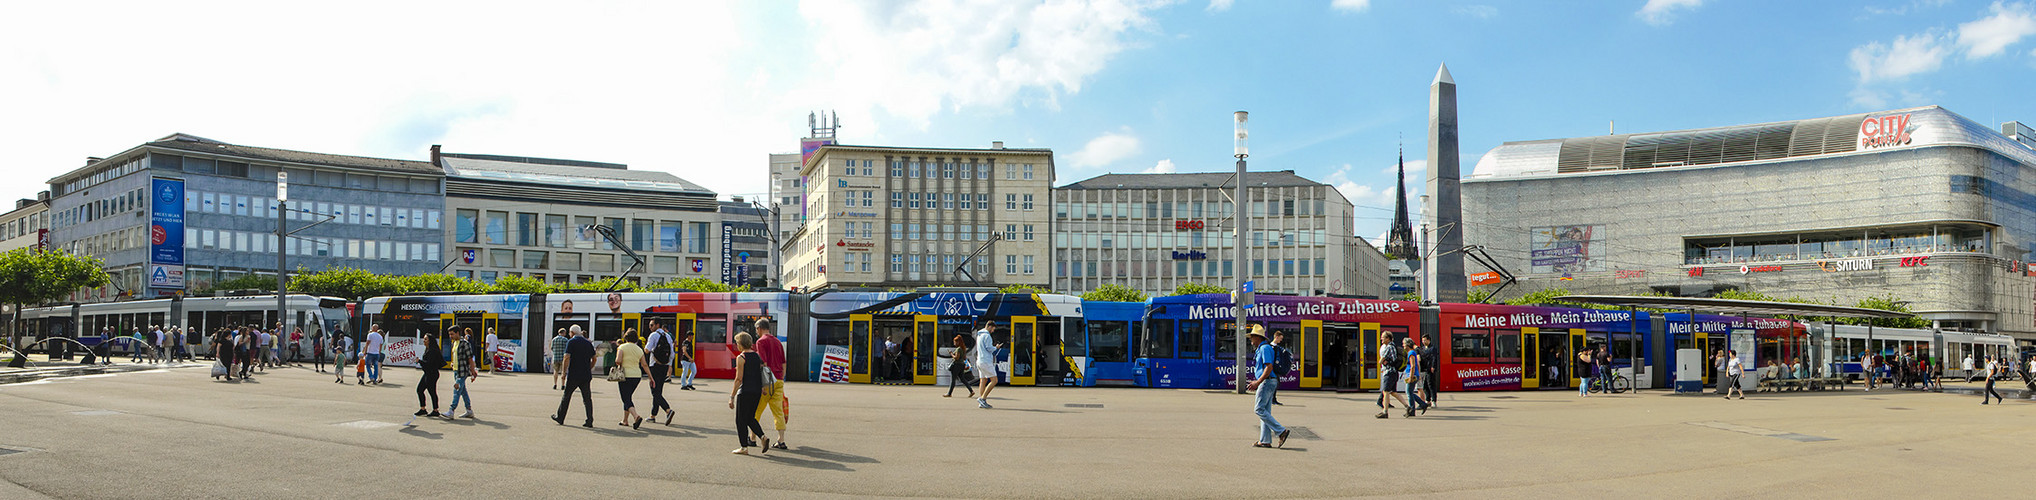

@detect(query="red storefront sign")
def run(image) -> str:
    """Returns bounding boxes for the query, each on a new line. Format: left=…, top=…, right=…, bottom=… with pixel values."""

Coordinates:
left=1175, top=220, right=1204, bottom=230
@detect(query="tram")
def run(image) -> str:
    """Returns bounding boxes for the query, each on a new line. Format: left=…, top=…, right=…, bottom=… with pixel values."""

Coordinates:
left=18, top=294, right=350, bottom=357
left=357, top=292, right=793, bottom=374
left=804, top=290, right=1083, bottom=387
left=1823, top=324, right=2013, bottom=379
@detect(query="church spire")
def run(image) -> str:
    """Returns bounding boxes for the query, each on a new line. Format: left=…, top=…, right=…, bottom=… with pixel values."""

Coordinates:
left=1385, top=145, right=1417, bottom=261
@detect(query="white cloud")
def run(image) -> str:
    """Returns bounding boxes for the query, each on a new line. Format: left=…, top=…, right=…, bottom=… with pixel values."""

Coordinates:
left=1144, top=159, right=1178, bottom=173
left=1452, top=5, right=1499, bottom=19
left=1957, top=1, right=2036, bottom=58
left=1207, top=0, right=1235, bottom=12
left=1068, top=131, right=1144, bottom=168
left=1636, top=0, right=1704, bottom=26
left=1380, top=159, right=1427, bottom=175
left=1848, top=32, right=1950, bottom=84
left=1330, top=0, right=1371, bottom=13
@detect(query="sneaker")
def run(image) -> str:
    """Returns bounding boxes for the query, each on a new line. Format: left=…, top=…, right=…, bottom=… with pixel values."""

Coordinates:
left=977, top=399, right=991, bottom=409
left=414, top=409, right=428, bottom=416
left=551, top=414, right=565, bottom=425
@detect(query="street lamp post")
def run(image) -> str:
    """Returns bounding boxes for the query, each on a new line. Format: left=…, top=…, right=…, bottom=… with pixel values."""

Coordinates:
left=1233, top=111, right=1251, bottom=394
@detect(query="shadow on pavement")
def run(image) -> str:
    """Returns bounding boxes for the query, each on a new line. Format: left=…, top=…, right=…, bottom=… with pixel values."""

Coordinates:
left=398, top=427, right=442, bottom=439
left=990, top=408, right=1071, bottom=414
left=758, top=452, right=852, bottom=471
left=675, top=425, right=736, bottom=437
left=779, top=446, right=879, bottom=464
left=442, top=418, right=510, bottom=430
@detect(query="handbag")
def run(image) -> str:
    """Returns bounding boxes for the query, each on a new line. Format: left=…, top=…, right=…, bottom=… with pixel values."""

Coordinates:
left=606, top=366, right=624, bottom=382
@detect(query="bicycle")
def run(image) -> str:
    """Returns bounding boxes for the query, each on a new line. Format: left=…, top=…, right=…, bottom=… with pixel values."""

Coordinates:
left=1589, top=372, right=1631, bottom=394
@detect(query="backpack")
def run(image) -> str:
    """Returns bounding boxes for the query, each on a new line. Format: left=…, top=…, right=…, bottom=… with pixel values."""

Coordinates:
left=1383, top=345, right=1404, bottom=371
left=651, top=333, right=673, bottom=365
left=1272, top=346, right=1294, bottom=377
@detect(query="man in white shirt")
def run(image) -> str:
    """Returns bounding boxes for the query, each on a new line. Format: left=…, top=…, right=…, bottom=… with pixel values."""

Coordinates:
left=972, top=320, right=1002, bottom=409
left=152, top=327, right=166, bottom=364
left=1965, top=354, right=1978, bottom=383
left=484, top=328, right=500, bottom=372
left=364, top=325, right=385, bottom=385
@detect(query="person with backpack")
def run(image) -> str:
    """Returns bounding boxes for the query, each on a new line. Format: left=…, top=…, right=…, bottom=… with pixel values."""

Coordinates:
left=1402, top=338, right=1428, bottom=417
left=945, top=333, right=975, bottom=398
left=645, top=321, right=675, bottom=425
left=753, top=319, right=790, bottom=449
left=1377, top=331, right=1410, bottom=418
left=1246, top=325, right=1289, bottom=448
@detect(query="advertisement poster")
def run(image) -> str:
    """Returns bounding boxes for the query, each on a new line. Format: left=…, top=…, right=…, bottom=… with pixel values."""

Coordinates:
left=493, top=340, right=522, bottom=373
left=383, top=338, right=419, bottom=367
left=148, top=178, right=186, bottom=289
left=819, top=345, right=851, bottom=383
left=1530, top=225, right=1605, bottom=274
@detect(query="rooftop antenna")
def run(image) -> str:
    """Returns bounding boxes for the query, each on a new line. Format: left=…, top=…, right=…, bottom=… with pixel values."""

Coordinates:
left=810, top=110, right=841, bottom=139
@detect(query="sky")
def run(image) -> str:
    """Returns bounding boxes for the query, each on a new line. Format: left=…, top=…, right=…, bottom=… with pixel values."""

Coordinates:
left=6, top=0, right=2036, bottom=245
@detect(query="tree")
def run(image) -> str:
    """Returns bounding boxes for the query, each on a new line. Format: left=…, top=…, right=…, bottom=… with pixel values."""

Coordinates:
left=1171, top=282, right=1229, bottom=296
left=1081, top=284, right=1147, bottom=302
left=998, top=284, right=1048, bottom=295
left=1504, top=287, right=1584, bottom=307
left=393, top=274, right=490, bottom=295
left=643, top=277, right=747, bottom=293
left=486, top=275, right=555, bottom=294
left=287, top=267, right=401, bottom=300
left=200, top=273, right=278, bottom=294
left=0, top=249, right=111, bottom=347
left=1465, top=287, right=1493, bottom=304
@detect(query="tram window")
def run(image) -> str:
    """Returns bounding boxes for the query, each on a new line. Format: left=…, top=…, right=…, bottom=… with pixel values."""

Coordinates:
left=594, top=314, right=624, bottom=342
left=816, top=321, right=850, bottom=346
left=1142, top=319, right=1175, bottom=359
left=1451, top=328, right=1490, bottom=363
left=1062, top=318, right=1088, bottom=358
left=1089, top=321, right=1129, bottom=363
left=497, top=319, right=522, bottom=343
left=1215, top=322, right=1237, bottom=359
left=1493, top=329, right=1520, bottom=362
left=1609, top=333, right=1641, bottom=365
left=698, top=318, right=728, bottom=344
left=1178, top=321, right=1203, bottom=358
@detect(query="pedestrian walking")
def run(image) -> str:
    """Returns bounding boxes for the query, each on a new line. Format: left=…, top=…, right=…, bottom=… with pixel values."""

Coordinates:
left=1964, top=353, right=1977, bottom=383
left=483, top=327, right=499, bottom=372
left=236, top=327, right=255, bottom=379
left=679, top=331, right=698, bottom=390
left=1982, top=356, right=2006, bottom=405
left=1724, top=350, right=1745, bottom=400
left=549, top=328, right=568, bottom=390
left=645, top=321, right=676, bottom=425
left=332, top=333, right=352, bottom=384
left=972, top=320, right=1003, bottom=409
left=1246, top=325, right=1289, bottom=448
left=364, top=325, right=385, bottom=384
left=945, top=334, right=975, bottom=398
left=729, top=331, right=771, bottom=455
left=129, top=327, right=146, bottom=363
left=414, top=332, right=445, bottom=418
left=1862, top=353, right=1877, bottom=392
left=288, top=328, right=303, bottom=365
left=753, top=319, right=789, bottom=449
left=210, top=329, right=232, bottom=380
left=312, top=330, right=326, bottom=373
left=1403, top=338, right=1428, bottom=417
left=614, top=329, right=648, bottom=429
left=1420, top=340, right=1439, bottom=408
left=1377, top=331, right=1408, bottom=418
left=552, top=325, right=596, bottom=428
left=447, top=328, right=479, bottom=419
left=151, top=326, right=166, bottom=364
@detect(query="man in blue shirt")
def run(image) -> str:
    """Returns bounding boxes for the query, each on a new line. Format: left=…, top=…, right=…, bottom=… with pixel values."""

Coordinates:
left=1246, top=325, right=1289, bottom=448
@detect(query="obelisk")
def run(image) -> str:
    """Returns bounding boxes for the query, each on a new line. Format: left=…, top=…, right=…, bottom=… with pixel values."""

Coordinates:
left=1423, top=64, right=1466, bottom=304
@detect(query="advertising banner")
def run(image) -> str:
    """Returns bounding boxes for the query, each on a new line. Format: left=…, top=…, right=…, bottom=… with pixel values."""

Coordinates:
left=493, top=340, right=522, bottom=373
left=721, top=223, right=734, bottom=286
left=819, top=345, right=851, bottom=383
left=1529, top=225, right=1604, bottom=275
left=149, top=178, right=186, bottom=289
left=1469, top=272, right=1502, bottom=286
left=383, top=338, right=420, bottom=367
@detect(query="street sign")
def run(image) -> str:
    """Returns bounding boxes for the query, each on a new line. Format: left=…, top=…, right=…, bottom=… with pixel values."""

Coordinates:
left=276, top=172, right=289, bottom=201
left=1236, top=280, right=1255, bottom=309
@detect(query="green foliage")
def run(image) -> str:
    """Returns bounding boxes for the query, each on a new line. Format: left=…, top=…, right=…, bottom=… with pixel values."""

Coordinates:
left=287, top=267, right=402, bottom=299
left=998, top=284, right=1048, bottom=295
left=1504, top=287, right=1586, bottom=308
left=1465, top=287, right=1493, bottom=304
left=486, top=275, right=555, bottom=294
left=1081, top=284, right=1147, bottom=302
left=202, top=273, right=279, bottom=293
left=1838, top=294, right=1930, bottom=328
left=1171, top=282, right=1229, bottom=296
left=1401, top=291, right=1421, bottom=302
left=644, top=277, right=748, bottom=293
left=0, top=249, right=111, bottom=306
left=393, top=274, right=490, bottom=295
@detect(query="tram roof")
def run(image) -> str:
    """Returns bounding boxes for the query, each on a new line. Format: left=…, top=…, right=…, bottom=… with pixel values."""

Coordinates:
left=1552, top=295, right=1915, bottom=319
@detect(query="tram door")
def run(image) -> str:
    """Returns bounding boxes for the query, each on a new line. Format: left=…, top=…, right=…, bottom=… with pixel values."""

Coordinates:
left=1359, top=322, right=1381, bottom=390
left=913, top=315, right=936, bottom=385
left=1695, top=332, right=1710, bottom=385
left=1536, top=329, right=1569, bottom=389
left=479, top=313, right=499, bottom=371
left=1569, top=329, right=1586, bottom=389
left=847, top=314, right=872, bottom=384
left=1522, top=327, right=1540, bottom=389
left=1299, top=320, right=1323, bottom=389
left=1011, top=316, right=1037, bottom=386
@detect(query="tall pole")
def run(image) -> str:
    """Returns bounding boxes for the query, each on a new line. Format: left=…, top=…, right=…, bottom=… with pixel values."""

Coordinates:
left=1233, top=111, right=1251, bottom=394
left=275, top=173, right=288, bottom=343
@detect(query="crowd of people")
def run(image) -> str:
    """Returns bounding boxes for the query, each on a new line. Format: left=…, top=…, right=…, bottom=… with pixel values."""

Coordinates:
left=545, top=319, right=793, bottom=455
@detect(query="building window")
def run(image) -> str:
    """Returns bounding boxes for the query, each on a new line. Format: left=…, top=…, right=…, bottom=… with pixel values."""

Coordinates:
left=1006, top=255, right=1017, bottom=275
left=890, top=161, right=904, bottom=177
left=909, top=254, right=921, bottom=273
left=1005, top=225, right=1017, bottom=241
left=1006, top=165, right=1016, bottom=180
left=653, top=256, right=680, bottom=274
left=943, top=193, right=955, bottom=209
left=961, top=163, right=973, bottom=179
left=523, top=250, right=549, bottom=269
left=891, top=223, right=903, bottom=239
left=658, top=221, right=681, bottom=252
left=891, top=254, right=903, bottom=273
left=484, top=211, right=508, bottom=245
left=455, top=209, right=478, bottom=243
left=1023, top=255, right=1035, bottom=275
left=909, top=224, right=921, bottom=240
left=1284, top=260, right=1295, bottom=276
left=861, top=160, right=873, bottom=176
left=892, top=192, right=904, bottom=208
left=844, top=160, right=855, bottom=176
left=1023, top=225, right=1034, bottom=241
left=845, top=191, right=857, bottom=208
left=688, top=222, right=711, bottom=253
left=861, top=191, right=873, bottom=207
left=1298, top=259, right=1310, bottom=275
left=1023, top=194, right=1034, bottom=211
left=978, top=194, right=989, bottom=210
left=942, top=163, right=954, bottom=178
left=909, top=193, right=921, bottom=209
left=1023, top=164, right=1034, bottom=180
left=910, top=162, right=921, bottom=178
left=1315, top=259, right=1325, bottom=276
left=1006, top=194, right=1017, bottom=210
left=960, top=196, right=972, bottom=210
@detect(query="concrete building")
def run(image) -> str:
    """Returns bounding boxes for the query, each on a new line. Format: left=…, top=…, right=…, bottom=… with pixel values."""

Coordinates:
left=1051, top=171, right=1358, bottom=297
left=1463, top=106, right=2036, bottom=341
left=1347, top=236, right=1391, bottom=299
left=437, top=149, right=722, bottom=287
left=719, top=198, right=776, bottom=288
left=0, top=194, right=50, bottom=254
left=767, top=152, right=802, bottom=243
left=47, top=134, right=446, bottom=301
left=783, top=143, right=1054, bottom=291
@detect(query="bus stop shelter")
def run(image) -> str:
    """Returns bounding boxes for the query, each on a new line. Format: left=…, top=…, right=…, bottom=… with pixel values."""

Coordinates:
left=1552, top=295, right=1917, bottom=391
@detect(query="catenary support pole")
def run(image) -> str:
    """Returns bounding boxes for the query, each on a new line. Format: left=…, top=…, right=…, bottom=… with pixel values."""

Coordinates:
left=1233, top=111, right=1250, bottom=395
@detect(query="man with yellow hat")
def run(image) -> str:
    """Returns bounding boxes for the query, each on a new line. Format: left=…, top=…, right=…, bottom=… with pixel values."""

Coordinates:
left=1245, top=324, right=1289, bottom=448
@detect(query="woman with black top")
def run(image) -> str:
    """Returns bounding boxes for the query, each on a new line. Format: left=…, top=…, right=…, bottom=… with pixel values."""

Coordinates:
left=945, top=334, right=974, bottom=398
left=729, top=332, right=769, bottom=455
left=415, top=332, right=445, bottom=418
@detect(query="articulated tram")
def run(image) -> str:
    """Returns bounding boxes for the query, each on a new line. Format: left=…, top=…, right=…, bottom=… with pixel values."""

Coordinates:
left=18, top=294, right=349, bottom=357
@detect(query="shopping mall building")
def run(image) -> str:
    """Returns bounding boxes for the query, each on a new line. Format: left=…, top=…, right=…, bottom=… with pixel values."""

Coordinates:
left=1462, top=106, right=2036, bottom=342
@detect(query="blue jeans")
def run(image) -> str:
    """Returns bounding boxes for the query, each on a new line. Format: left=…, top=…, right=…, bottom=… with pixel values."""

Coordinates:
left=1254, top=380, right=1284, bottom=444
left=1405, top=372, right=1427, bottom=409
left=680, top=361, right=696, bottom=386
left=1579, top=377, right=1592, bottom=395
left=366, top=353, right=383, bottom=381
left=449, top=375, right=472, bottom=411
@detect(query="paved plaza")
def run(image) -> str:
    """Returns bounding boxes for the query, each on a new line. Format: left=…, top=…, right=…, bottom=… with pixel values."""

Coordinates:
left=0, top=364, right=2030, bottom=499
